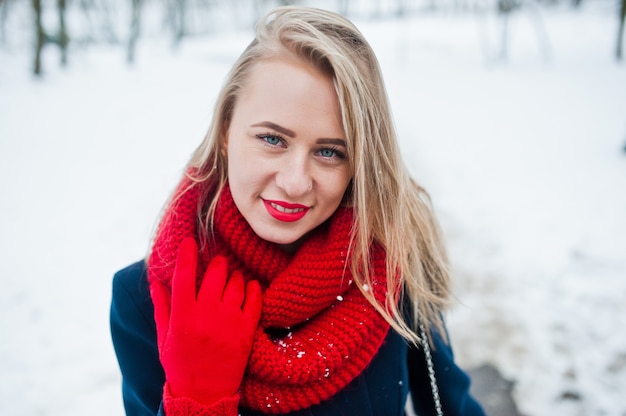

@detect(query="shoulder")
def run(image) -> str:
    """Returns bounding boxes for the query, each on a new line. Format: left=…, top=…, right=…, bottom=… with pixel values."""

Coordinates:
left=111, top=260, right=154, bottom=335
left=113, top=260, right=149, bottom=295
left=112, top=261, right=150, bottom=305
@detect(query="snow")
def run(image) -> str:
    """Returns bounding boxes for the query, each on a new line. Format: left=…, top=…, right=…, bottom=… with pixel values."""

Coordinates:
left=1, top=1, right=625, bottom=416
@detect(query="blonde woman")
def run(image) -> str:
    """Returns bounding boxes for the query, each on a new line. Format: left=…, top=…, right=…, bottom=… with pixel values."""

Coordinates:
left=110, top=6, right=484, bottom=416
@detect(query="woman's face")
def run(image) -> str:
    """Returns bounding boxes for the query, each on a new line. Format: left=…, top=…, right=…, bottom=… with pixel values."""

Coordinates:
left=225, top=55, right=352, bottom=252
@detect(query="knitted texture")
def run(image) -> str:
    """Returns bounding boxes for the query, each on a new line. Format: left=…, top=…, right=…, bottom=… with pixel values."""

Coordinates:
left=149, top=175, right=390, bottom=414
left=162, top=383, right=240, bottom=416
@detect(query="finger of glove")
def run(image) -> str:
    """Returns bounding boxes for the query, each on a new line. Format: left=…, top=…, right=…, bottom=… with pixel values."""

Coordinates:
left=242, top=280, right=263, bottom=330
left=196, top=255, right=229, bottom=305
left=150, top=280, right=171, bottom=350
left=170, top=237, right=199, bottom=315
left=221, top=270, right=245, bottom=307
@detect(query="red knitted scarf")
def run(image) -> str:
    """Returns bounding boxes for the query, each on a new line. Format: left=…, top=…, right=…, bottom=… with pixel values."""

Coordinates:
left=148, top=176, right=390, bottom=413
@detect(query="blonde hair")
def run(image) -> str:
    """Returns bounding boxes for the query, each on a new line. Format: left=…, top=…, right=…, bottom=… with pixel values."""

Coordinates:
left=183, top=6, right=450, bottom=345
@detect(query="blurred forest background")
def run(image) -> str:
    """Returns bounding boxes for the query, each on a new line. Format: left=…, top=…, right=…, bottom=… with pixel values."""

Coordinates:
left=0, top=0, right=624, bottom=75
left=1, top=1, right=626, bottom=416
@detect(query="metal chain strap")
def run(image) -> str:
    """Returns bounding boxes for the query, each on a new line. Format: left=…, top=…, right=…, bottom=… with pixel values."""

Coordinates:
left=418, top=316, right=444, bottom=416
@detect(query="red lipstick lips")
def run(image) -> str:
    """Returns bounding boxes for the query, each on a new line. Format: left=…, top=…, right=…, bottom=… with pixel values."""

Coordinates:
left=263, top=199, right=309, bottom=222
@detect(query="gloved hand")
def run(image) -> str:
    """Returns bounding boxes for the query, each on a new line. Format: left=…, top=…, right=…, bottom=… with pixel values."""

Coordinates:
left=150, top=237, right=263, bottom=405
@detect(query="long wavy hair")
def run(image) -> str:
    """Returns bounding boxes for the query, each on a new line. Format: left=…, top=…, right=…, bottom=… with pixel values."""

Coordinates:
left=168, top=6, right=450, bottom=345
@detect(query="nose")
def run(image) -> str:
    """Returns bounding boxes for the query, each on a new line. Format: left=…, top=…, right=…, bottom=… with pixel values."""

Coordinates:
left=275, top=153, right=312, bottom=197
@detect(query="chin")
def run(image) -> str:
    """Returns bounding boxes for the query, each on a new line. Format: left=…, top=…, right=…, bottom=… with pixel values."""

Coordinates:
left=248, top=221, right=303, bottom=246
left=262, top=231, right=304, bottom=246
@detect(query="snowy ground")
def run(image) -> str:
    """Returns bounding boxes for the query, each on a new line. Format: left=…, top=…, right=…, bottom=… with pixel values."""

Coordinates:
left=1, top=1, right=625, bottom=415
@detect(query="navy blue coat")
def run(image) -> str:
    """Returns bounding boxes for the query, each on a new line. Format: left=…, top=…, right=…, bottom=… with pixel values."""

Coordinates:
left=110, top=261, right=485, bottom=416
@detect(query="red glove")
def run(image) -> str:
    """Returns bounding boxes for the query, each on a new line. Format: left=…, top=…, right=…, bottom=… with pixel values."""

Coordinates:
left=150, top=237, right=263, bottom=406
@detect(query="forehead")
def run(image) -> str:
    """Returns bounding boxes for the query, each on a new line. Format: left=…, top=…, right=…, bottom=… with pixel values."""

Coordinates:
left=234, top=56, right=344, bottom=135
left=243, top=55, right=332, bottom=98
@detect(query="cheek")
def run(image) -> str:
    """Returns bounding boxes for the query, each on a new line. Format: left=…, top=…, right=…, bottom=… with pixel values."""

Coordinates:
left=226, top=139, right=252, bottom=181
left=227, top=146, right=272, bottom=198
left=321, top=172, right=352, bottom=204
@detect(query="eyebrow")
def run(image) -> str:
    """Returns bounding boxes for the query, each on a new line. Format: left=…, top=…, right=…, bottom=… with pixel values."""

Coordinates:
left=252, top=121, right=295, bottom=138
left=251, top=121, right=347, bottom=147
left=316, top=138, right=347, bottom=147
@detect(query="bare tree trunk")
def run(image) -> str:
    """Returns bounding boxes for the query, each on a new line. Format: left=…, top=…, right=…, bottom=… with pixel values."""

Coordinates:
left=396, top=0, right=407, bottom=17
left=498, top=1, right=511, bottom=61
left=500, top=12, right=509, bottom=61
left=0, top=0, right=9, bottom=44
left=57, top=0, right=68, bottom=66
left=32, top=0, right=45, bottom=75
left=79, top=0, right=119, bottom=43
left=617, top=0, right=626, bottom=60
left=127, top=0, right=141, bottom=64
left=497, top=0, right=520, bottom=61
left=97, top=0, right=119, bottom=43
left=173, top=0, right=186, bottom=47
left=528, top=0, right=552, bottom=61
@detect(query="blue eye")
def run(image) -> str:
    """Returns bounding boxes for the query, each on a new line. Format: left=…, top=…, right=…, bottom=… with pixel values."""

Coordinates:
left=264, top=135, right=281, bottom=145
left=318, top=147, right=346, bottom=160
left=256, top=134, right=284, bottom=146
